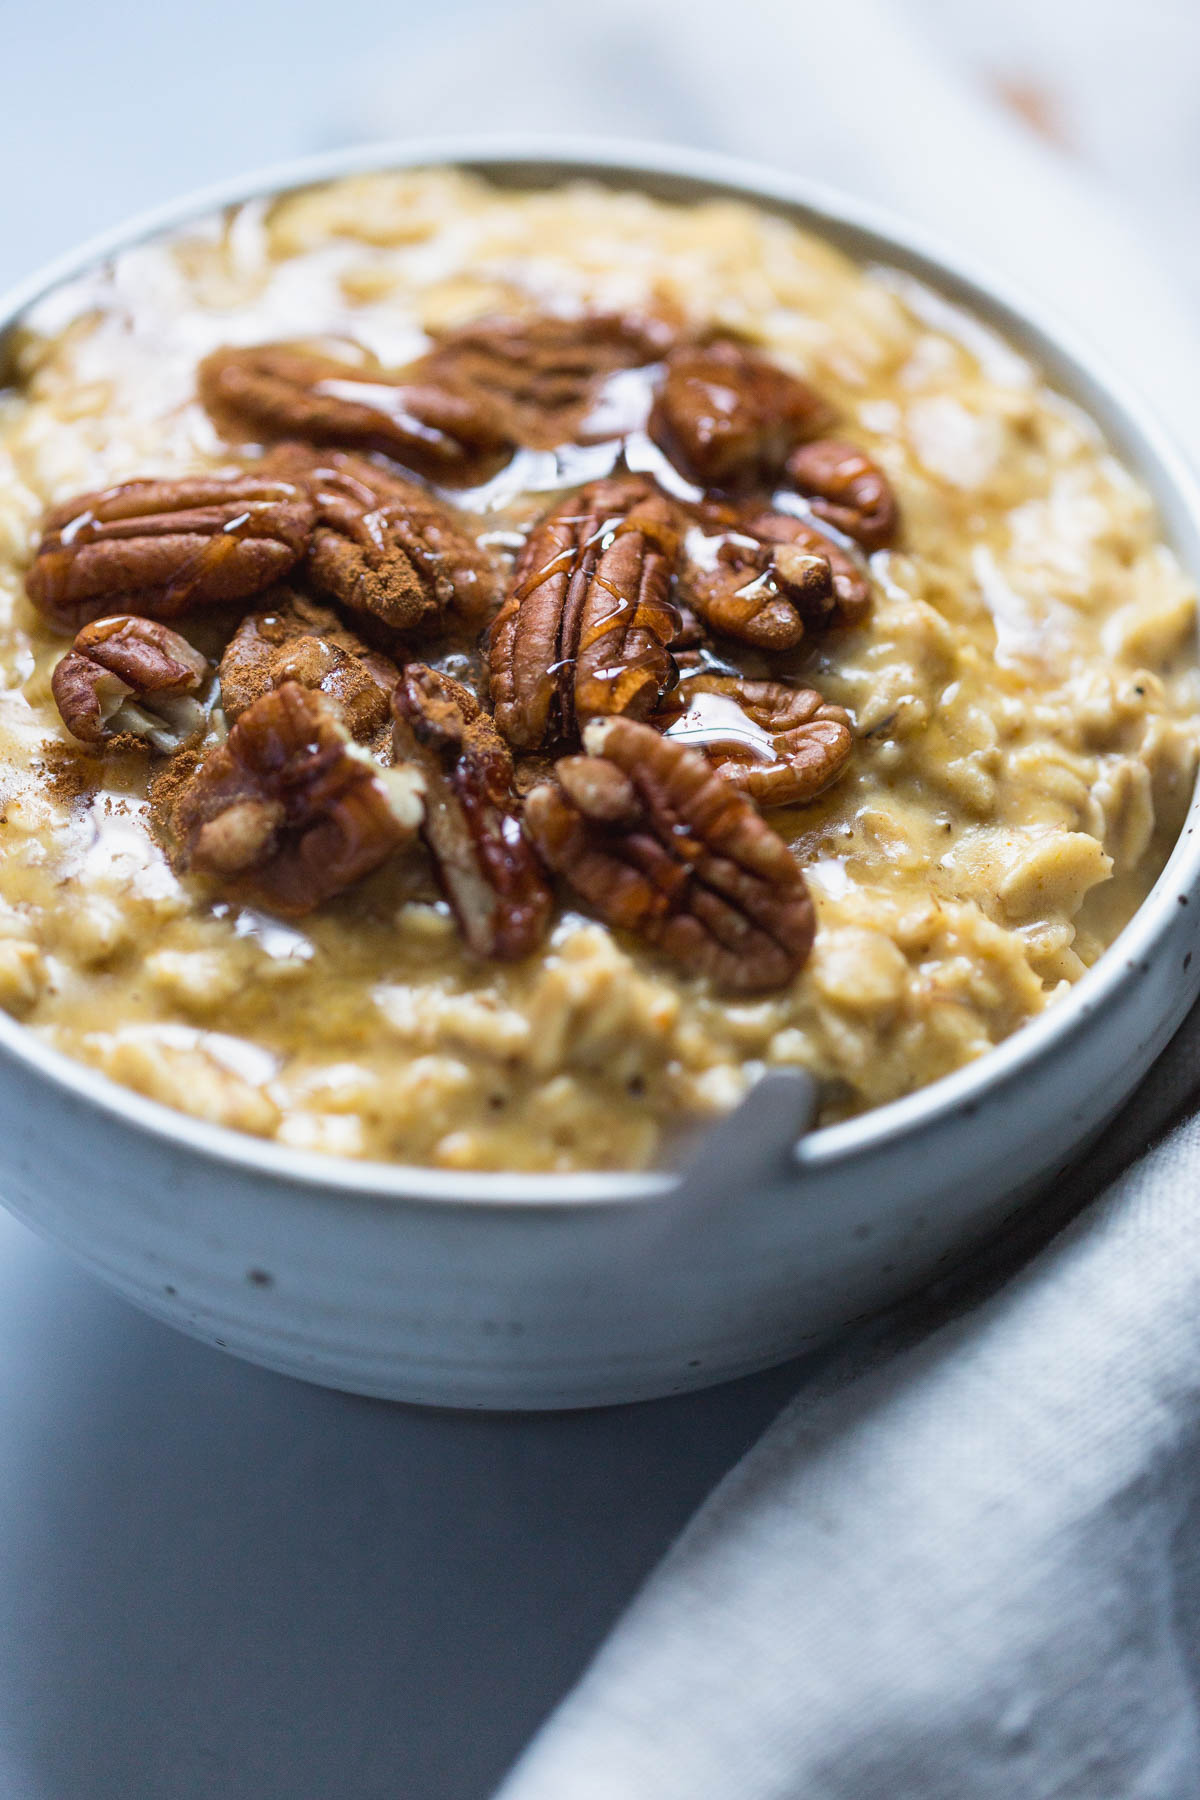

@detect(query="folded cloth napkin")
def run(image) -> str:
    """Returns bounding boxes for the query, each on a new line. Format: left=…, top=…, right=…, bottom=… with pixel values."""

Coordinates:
left=496, top=1011, right=1200, bottom=1798
left=354, top=2, right=1200, bottom=1792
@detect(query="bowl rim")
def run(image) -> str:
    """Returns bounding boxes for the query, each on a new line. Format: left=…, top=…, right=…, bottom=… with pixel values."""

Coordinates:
left=2, top=129, right=1199, bottom=1208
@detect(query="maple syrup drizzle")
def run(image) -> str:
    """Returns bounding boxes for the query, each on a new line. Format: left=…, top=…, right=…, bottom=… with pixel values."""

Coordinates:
left=663, top=688, right=779, bottom=764
left=313, top=377, right=451, bottom=452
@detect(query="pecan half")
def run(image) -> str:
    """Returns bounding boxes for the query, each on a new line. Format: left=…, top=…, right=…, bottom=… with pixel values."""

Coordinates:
left=51, top=615, right=210, bottom=752
left=219, top=593, right=397, bottom=743
left=489, top=476, right=682, bottom=752
left=199, top=343, right=513, bottom=484
left=747, top=509, right=871, bottom=628
left=681, top=505, right=870, bottom=648
left=170, top=682, right=423, bottom=915
left=784, top=439, right=898, bottom=550
left=392, top=664, right=552, bottom=959
left=421, top=311, right=675, bottom=449
left=524, top=717, right=814, bottom=993
left=648, top=338, right=831, bottom=489
left=657, top=673, right=852, bottom=807
left=26, top=475, right=315, bottom=631
left=263, top=444, right=499, bottom=637
left=681, top=520, right=828, bottom=650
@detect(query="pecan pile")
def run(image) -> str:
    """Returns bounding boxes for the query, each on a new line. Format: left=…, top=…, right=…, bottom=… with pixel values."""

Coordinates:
left=28, top=306, right=895, bottom=987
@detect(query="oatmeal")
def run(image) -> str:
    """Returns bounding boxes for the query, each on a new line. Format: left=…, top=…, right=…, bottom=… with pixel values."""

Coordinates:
left=0, top=167, right=1195, bottom=1172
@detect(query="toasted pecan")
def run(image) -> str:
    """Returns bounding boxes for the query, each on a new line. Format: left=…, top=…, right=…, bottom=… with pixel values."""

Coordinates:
left=648, top=338, right=831, bottom=489
left=681, top=503, right=871, bottom=648
left=219, top=592, right=397, bottom=743
left=392, top=664, right=552, bottom=959
left=199, top=343, right=513, bottom=484
left=745, top=508, right=871, bottom=628
left=263, top=443, right=499, bottom=638
left=170, top=682, right=423, bottom=915
left=421, top=311, right=674, bottom=449
left=784, top=439, right=899, bottom=550
left=657, top=673, right=852, bottom=807
left=26, top=474, right=314, bottom=631
left=524, top=716, right=815, bottom=992
left=51, top=615, right=210, bottom=751
left=489, top=475, right=682, bottom=752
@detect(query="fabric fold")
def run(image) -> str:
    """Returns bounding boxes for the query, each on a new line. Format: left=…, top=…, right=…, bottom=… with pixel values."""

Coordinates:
left=498, top=1010, right=1200, bottom=1798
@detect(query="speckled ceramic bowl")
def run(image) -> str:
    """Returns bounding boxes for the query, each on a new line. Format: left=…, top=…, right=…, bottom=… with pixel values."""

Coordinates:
left=0, top=137, right=1197, bottom=1409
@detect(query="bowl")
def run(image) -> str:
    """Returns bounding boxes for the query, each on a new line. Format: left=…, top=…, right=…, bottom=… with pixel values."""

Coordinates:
left=1, top=136, right=1198, bottom=1410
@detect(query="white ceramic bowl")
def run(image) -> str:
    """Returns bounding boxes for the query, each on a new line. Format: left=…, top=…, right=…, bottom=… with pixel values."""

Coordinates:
left=1, top=137, right=1198, bottom=1409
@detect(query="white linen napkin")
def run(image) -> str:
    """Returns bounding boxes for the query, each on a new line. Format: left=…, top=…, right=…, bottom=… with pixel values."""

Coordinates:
left=355, top=3, right=1200, bottom=1792
left=496, top=1016, right=1200, bottom=1798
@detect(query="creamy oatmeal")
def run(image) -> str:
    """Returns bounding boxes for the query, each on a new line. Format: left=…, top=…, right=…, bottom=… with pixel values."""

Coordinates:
left=0, top=167, right=1195, bottom=1172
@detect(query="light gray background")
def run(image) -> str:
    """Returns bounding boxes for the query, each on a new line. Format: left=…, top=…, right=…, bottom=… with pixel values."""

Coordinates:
left=1, top=2, right=1197, bottom=1796
left=4, top=0, right=1197, bottom=299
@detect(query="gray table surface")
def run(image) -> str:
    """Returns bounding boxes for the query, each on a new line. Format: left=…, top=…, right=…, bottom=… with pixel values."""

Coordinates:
left=0, top=1208, right=809, bottom=1799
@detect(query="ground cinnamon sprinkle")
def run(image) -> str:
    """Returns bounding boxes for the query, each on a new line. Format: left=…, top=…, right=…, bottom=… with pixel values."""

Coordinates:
left=147, top=743, right=205, bottom=852
left=37, top=740, right=103, bottom=804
